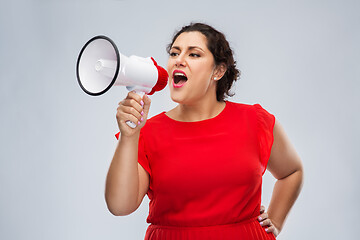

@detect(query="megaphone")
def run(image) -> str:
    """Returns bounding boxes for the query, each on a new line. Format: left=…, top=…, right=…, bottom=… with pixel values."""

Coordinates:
left=76, top=35, right=168, bottom=128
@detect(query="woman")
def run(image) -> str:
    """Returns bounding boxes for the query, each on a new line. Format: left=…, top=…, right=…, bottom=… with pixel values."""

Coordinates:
left=105, top=23, right=303, bottom=239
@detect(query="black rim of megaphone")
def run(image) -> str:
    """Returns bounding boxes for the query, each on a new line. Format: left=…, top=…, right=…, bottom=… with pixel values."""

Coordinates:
left=76, top=35, right=120, bottom=96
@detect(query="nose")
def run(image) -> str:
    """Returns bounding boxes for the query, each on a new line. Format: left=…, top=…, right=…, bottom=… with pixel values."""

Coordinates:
left=175, top=54, right=186, bottom=67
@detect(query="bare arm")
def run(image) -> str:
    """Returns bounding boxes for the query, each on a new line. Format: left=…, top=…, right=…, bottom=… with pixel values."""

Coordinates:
left=104, top=92, right=151, bottom=216
left=264, top=119, right=304, bottom=234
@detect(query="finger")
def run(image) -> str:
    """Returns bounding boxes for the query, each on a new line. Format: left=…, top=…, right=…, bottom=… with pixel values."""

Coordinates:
left=265, top=225, right=276, bottom=234
left=118, top=99, right=125, bottom=106
left=122, top=98, right=143, bottom=114
left=143, top=94, right=151, bottom=118
left=142, top=94, right=151, bottom=114
left=124, top=107, right=143, bottom=121
left=260, top=205, right=265, bottom=214
left=119, top=112, right=141, bottom=127
left=117, top=106, right=142, bottom=123
left=127, top=91, right=145, bottom=111
left=143, top=94, right=151, bottom=106
left=127, top=91, right=144, bottom=105
left=259, top=218, right=271, bottom=227
left=258, top=212, right=268, bottom=221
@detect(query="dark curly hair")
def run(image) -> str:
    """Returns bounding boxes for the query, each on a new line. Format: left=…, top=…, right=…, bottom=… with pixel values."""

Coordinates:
left=167, top=22, right=240, bottom=102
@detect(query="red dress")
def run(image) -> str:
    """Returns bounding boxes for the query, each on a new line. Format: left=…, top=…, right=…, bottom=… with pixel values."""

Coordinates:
left=135, top=101, right=275, bottom=239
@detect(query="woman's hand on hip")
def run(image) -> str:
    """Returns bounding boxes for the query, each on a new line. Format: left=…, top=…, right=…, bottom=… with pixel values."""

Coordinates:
left=116, top=91, right=151, bottom=137
left=258, top=205, right=280, bottom=237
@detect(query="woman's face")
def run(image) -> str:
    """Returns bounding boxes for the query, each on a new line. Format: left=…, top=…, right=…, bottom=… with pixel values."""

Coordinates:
left=167, top=31, right=218, bottom=104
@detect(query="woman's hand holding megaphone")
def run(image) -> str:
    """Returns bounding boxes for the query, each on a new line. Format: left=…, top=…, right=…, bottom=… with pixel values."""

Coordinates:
left=116, top=91, right=151, bottom=137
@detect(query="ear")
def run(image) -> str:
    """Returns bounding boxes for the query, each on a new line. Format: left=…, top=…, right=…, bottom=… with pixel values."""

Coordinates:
left=212, top=63, right=227, bottom=81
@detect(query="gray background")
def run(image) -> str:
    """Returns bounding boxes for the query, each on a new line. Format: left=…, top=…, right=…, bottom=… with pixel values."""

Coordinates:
left=1, top=0, right=359, bottom=239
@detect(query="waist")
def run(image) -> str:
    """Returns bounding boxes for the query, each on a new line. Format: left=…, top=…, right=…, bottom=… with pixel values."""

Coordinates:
left=145, top=217, right=276, bottom=240
left=149, top=217, right=258, bottom=231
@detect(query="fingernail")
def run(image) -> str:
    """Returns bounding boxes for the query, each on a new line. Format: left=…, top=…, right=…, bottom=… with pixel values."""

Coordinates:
left=141, top=117, right=144, bottom=122
left=258, top=217, right=262, bottom=221
left=138, top=121, right=141, bottom=125
left=265, top=228, right=268, bottom=232
left=141, top=111, right=144, bottom=116
left=140, top=100, right=144, bottom=106
left=260, top=222, right=263, bottom=226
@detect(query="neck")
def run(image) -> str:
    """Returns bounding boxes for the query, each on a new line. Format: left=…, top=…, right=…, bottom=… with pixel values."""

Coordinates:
left=171, top=95, right=226, bottom=122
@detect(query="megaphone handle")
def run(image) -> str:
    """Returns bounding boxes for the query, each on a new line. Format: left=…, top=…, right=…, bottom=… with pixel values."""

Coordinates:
left=126, top=91, right=145, bottom=128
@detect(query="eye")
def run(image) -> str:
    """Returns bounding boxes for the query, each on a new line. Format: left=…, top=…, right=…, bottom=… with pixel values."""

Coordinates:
left=169, top=52, right=179, bottom=57
left=190, top=53, right=200, bottom=58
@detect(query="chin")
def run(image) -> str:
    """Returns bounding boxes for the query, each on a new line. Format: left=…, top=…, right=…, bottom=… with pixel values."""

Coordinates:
left=170, top=91, right=188, bottom=104
left=170, top=94, right=184, bottom=104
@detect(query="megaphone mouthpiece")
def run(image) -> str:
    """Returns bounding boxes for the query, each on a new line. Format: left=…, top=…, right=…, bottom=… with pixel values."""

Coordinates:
left=148, top=57, right=168, bottom=95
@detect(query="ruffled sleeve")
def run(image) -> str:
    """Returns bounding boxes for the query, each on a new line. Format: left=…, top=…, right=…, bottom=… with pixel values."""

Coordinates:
left=138, top=129, right=151, bottom=177
left=253, top=104, right=276, bottom=175
left=114, top=130, right=151, bottom=177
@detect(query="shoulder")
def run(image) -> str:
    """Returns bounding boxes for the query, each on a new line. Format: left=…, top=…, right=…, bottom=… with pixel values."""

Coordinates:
left=225, top=101, right=254, bottom=113
left=140, top=111, right=167, bottom=134
left=252, top=103, right=275, bottom=121
left=147, top=111, right=166, bottom=122
left=225, top=101, right=276, bottom=127
left=226, top=101, right=267, bottom=111
left=225, top=101, right=268, bottom=117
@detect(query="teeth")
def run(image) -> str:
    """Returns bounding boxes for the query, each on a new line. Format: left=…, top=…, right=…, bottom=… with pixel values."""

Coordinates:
left=174, top=72, right=186, bottom=77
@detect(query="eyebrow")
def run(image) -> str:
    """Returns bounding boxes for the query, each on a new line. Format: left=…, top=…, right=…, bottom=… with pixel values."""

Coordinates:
left=171, top=46, right=205, bottom=53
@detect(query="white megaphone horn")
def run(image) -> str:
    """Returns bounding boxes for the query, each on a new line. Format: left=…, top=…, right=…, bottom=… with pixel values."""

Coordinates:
left=76, top=35, right=168, bottom=128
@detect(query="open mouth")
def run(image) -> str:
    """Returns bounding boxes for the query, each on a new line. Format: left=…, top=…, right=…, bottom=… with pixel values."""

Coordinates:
left=173, top=70, right=188, bottom=87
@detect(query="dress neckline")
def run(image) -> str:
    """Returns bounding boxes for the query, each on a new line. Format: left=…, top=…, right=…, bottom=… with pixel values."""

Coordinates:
left=161, top=101, right=229, bottom=124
